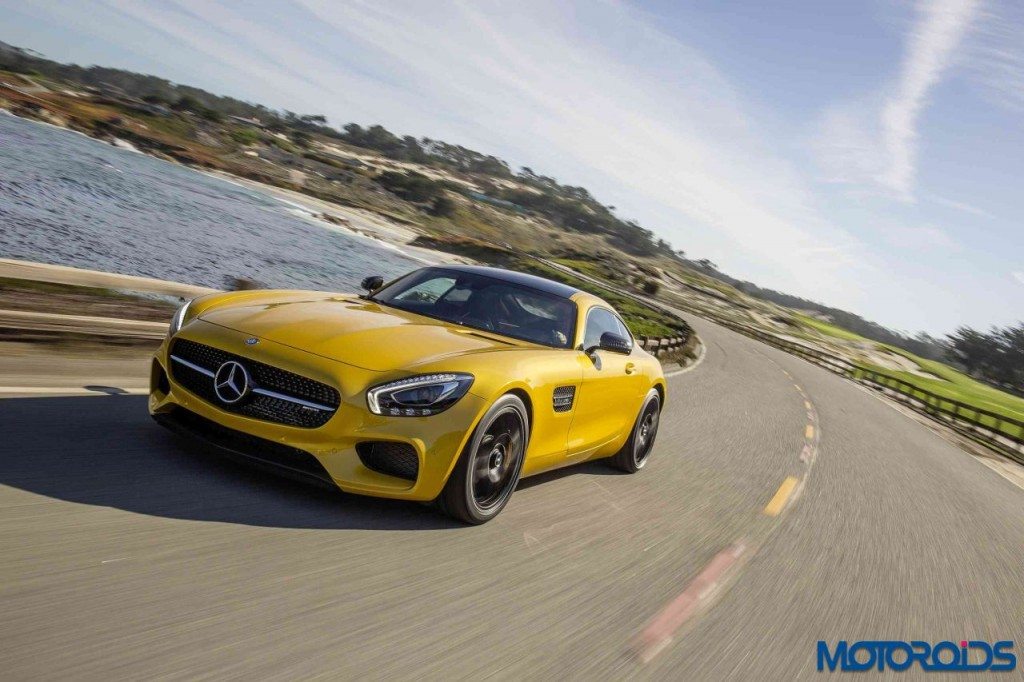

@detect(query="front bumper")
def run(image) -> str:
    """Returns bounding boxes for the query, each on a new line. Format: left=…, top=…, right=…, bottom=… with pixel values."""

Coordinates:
left=149, top=322, right=487, bottom=502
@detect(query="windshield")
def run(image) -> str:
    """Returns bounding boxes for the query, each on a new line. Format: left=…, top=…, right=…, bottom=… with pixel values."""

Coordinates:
left=371, top=268, right=577, bottom=348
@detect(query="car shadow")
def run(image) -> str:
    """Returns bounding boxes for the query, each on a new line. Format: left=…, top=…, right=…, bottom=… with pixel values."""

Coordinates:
left=517, top=458, right=626, bottom=490
left=0, top=395, right=460, bottom=530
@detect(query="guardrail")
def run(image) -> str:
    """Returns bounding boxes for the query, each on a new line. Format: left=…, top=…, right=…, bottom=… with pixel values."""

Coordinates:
left=637, top=333, right=691, bottom=358
left=713, top=318, right=1024, bottom=463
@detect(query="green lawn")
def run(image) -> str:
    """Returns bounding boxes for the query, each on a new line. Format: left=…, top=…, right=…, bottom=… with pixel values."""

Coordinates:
left=876, top=345, right=1024, bottom=425
left=856, top=360, right=1024, bottom=439
left=793, top=313, right=869, bottom=342
left=551, top=258, right=613, bottom=282
left=793, top=313, right=1024, bottom=438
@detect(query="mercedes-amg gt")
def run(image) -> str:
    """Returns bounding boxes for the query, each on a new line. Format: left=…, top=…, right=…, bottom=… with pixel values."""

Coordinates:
left=150, top=265, right=666, bottom=523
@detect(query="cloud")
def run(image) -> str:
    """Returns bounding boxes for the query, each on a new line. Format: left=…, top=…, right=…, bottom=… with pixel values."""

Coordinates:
left=884, top=224, right=960, bottom=251
left=879, top=0, right=981, bottom=196
left=1013, top=271, right=1024, bottom=286
left=966, top=2, right=1024, bottom=110
left=815, top=0, right=981, bottom=199
left=927, top=193, right=996, bottom=218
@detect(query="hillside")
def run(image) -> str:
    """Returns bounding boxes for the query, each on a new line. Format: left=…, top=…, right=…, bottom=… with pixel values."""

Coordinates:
left=4, top=39, right=1012, bottom=383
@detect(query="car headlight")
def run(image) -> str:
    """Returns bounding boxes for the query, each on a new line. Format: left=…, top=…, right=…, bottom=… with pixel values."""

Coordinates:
left=367, top=373, right=474, bottom=416
left=168, top=299, right=193, bottom=337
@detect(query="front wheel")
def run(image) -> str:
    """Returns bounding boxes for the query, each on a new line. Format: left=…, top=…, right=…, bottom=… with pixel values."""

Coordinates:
left=437, top=394, right=529, bottom=524
left=611, top=389, right=661, bottom=473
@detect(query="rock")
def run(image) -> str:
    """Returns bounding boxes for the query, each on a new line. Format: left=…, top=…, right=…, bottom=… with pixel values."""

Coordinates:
left=318, top=212, right=350, bottom=226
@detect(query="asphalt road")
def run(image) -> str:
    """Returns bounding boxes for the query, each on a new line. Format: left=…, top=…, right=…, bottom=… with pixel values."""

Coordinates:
left=2, top=316, right=1022, bottom=679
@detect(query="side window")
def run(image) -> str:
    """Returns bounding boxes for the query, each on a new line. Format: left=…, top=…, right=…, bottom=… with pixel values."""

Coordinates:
left=584, top=308, right=630, bottom=350
left=613, top=315, right=632, bottom=343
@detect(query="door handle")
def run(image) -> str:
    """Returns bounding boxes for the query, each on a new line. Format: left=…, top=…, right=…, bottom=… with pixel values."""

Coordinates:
left=625, top=362, right=636, bottom=374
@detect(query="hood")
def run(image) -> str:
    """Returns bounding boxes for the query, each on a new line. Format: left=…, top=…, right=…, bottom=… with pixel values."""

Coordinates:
left=198, top=296, right=520, bottom=371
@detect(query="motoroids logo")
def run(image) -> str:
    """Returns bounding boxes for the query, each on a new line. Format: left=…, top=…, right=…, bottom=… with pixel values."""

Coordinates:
left=817, top=640, right=1016, bottom=672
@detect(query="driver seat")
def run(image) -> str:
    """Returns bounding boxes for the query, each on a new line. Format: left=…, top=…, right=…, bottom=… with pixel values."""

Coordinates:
left=461, top=288, right=501, bottom=329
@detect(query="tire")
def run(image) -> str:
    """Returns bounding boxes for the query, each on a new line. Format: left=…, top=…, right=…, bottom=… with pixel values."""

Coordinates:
left=437, top=394, right=529, bottom=524
left=611, top=389, right=661, bottom=473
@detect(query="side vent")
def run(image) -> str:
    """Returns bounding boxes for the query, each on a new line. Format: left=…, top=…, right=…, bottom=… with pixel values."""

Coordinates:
left=553, top=386, right=576, bottom=413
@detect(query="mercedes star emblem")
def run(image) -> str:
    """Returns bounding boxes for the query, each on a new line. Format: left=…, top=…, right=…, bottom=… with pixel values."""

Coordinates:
left=245, top=337, right=259, bottom=345
left=213, top=360, right=251, bottom=404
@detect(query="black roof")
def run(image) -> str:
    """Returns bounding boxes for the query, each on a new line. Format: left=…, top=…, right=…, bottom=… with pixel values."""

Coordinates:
left=429, top=264, right=580, bottom=299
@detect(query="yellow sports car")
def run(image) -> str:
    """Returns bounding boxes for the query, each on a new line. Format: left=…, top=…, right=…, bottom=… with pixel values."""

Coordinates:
left=150, top=265, right=666, bottom=523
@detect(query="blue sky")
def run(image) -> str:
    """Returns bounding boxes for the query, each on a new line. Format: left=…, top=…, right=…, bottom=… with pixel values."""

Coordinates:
left=3, top=0, right=1022, bottom=335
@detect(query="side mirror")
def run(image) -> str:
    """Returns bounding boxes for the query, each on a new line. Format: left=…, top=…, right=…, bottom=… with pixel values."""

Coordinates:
left=360, top=275, right=384, bottom=293
left=589, top=331, right=632, bottom=355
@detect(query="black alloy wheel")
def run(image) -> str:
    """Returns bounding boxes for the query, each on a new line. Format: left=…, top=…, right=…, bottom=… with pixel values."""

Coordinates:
left=438, top=394, right=529, bottom=524
left=611, top=389, right=661, bottom=473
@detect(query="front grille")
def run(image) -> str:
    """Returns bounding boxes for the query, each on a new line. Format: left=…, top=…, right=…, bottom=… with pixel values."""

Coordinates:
left=170, top=338, right=341, bottom=428
left=356, top=441, right=419, bottom=481
left=153, top=406, right=334, bottom=488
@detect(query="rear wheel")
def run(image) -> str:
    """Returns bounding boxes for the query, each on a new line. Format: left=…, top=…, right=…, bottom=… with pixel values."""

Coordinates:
left=611, top=389, right=660, bottom=472
left=438, top=394, right=528, bottom=524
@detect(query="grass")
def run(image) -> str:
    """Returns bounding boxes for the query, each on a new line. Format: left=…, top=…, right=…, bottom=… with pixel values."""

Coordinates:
left=792, top=312, right=1024, bottom=439
left=229, top=128, right=262, bottom=146
left=857, top=361, right=1024, bottom=439
left=132, top=113, right=196, bottom=140
left=551, top=258, right=617, bottom=282
left=793, top=312, right=869, bottom=342
left=876, top=345, right=1024, bottom=424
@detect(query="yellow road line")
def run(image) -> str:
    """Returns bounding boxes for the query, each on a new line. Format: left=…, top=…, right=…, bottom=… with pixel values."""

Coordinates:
left=764, top=476, right=799, bottom=517
left=804, top=400, right=812, bottom=410
left=805, top=424, right=815, bottom=439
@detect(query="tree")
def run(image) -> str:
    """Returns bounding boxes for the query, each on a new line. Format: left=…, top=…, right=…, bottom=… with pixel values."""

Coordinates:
left=374, top=171, right=444, bottom=203
left=946, top=326, right=996, bottom=376
left=198, top=107, right=222, bottom=122
left=402, top=135, right=428, bottom=163
left=696, top=258, right=718, bottom=271
left=946, top=323, right=1024, bottom=393
left=170, top=94, right=201, bottom=112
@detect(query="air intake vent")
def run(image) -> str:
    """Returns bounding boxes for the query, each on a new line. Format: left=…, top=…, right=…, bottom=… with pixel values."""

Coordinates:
left=553, top=385, right=576, bottom=412
left=357, top=441, right=419, bottom=481
left=153, top=406, right=334, bottom=487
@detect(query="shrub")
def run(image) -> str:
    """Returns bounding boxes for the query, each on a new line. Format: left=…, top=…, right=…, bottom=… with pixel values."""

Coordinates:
left=430, top=195, right=457, bottom=217
left=641, top=279, right=660, bottom=295
left=199, top=107, right=222, bottom=122
left=230, top=128, right=261, bottom=145
left=374, top=171, right=444, bottom=203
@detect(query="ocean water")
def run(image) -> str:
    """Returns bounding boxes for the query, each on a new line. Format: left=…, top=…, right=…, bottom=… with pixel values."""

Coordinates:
left=0, top=113, right=420, bottom=292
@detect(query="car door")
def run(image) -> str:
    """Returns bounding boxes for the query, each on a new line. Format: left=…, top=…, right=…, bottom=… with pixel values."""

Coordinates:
left=566, top=306, right=644, bottom=458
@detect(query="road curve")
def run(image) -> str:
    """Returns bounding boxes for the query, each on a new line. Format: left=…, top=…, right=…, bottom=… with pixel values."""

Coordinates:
left=1, top=316, right=1022, bottom=679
